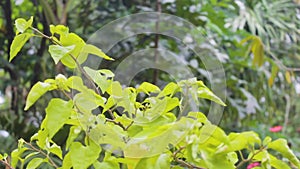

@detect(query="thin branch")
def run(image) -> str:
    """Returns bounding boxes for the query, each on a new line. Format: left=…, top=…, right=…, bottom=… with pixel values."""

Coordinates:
left=0, top=159, right=13, bottom=169
left=236, top=146, right=266, bottom=169
left=105, top=118, right=126, bottom=131
left=175, top=159, right=205, bottom=169
left=171, top=146, right=204, bottom=169
left=24, top=141, right=58, bottom=168
left=238, top=150, right=245, bottom=161
left=267, top=50, right=300, bottom=72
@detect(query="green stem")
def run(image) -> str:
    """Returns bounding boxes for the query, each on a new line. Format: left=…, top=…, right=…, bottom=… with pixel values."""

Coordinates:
left=24, top=141, right=58, bottom=168
left=236, top=146, right=266, bottom=169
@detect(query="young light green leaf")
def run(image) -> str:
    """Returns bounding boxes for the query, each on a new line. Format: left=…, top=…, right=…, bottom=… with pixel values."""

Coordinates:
left=135, top=154, right=171, bottom=169
left=66, top=126, right=81, bottom=150
left=73, top=89, right=105, bottom=112
left=15, top=18, right=27, bottom=33
left=41, top=99, right=73, bottom=138
left=60, top=33, right=86, bottom=67
left=217, top=132, right=261, bottom=154
left=158, top=82, right=180, bottom=97
left=82, top=44, right=114, bottom=61
left=69, top=140, right=101, bottom=169
left=66, top=76, right=87, bottom=92
left=24, top=152, right=39, bottom=161
left=26, top=158, right=44, bottom=169
left=83, top=67, right=112, bottom=93
left=49, top=45, right=75, bottom=64
left=198, top=86, right=226, bottom=106
left=198, top=123, right=230, bottom=145
left=24, top=81, right=56, bottom=110
left=50, top=25, right=69, bottom=36
left=93, top=161, right=119, bottom=169
left=15, top=16, right=33, bottom=34
left=268, top=138, right=300, bottom=168
left=98, top=69, right=115, bottom=78
left=9, top=33, right=34, bottom=62
left=11, top=146, right=28, bottom=168
left=263, top=136, right=272, bottom=146
left=137, top=82, right=161, bottom=95
left=49, top=143, right=63, bottom=159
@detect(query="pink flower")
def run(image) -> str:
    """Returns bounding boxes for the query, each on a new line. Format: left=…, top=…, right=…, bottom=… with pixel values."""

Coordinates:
left=247, top=162, right=260, bottom=169
left=269, top=125, right=283, bottom=132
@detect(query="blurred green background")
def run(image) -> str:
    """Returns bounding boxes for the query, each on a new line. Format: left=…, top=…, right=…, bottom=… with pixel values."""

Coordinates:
left=0, top=0, right=299, bottom=158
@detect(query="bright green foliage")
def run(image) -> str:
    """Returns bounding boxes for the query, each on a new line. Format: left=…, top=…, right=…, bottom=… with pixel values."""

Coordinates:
left=3, top=17, right=299, bottom=169
left=15, top=16, right=33, bottom=34
left=9, top=33, right=34, bottom=62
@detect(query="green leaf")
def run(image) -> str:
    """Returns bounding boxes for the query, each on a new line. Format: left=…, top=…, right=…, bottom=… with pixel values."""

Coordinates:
left=268, top=153, right=291, bottom=169
left=198, top=85, right=226, bottom=106
left=263, top=136, right=272, bottom=146
left=66, top=76, right=87, bottom=92
left=137, top=82, right=161, bottom=95
left=15, top=16, right=33, bottom=34
left=83, top=67, right=112, bottom=93
left=24, top=152, right=39, bottom=161
left=61, top=152, right=72, bottom=169
left=26, top=158, right=44, bottom=169
left=66, top=126, right=81, bottom=150
left=9, top=33, right=34, bottom=62
left=135, top=154, right=171, bottom=169
left=253, top=150, right=290, bottom=169
left=49, top=143, right=63, bottom=159
left=60, top=33, right=86, bottom=68
left=49, top=45, right=75, bottom=64
left=11, top=145, right=28, bottom=168
left=217, top=131, right=261, bottom=154
left=69, top=140, right=101, bottom=169
left=81, top=44, right=114, bottom=61
left=158, top=82, right=180, bottom=97
left=93, top=161, right=119, bottom=169
left=73, top=89, right=105, bottom=113
left=25, top=81, right=56, bottom=110
left=50, top=25, right=69, bottom=36
left=0, top=154, right=3, bottom=160
left=89, top=120, right=126, bottom=150
left=41, top=99, right=73, bottom=139
left=198, top=123, right=230, bottom=146
left=252, top=38, right=264, bottom=67
left=268, top=138, right=300, bottom=168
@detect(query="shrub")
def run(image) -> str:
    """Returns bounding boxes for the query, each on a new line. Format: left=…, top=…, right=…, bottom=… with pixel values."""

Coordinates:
left=0, top=17, right=299, bottom=169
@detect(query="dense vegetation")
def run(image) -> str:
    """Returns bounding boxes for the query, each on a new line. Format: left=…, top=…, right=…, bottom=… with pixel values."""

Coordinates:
left=0, top=0, right=299, bottom=168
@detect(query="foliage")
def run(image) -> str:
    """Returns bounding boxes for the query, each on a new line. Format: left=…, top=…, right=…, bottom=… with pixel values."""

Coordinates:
left=0, top=16, right=299, bottom=169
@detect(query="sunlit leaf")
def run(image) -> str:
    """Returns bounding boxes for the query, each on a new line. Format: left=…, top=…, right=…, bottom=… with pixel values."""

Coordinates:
left=9, top=33, right=34, bottom=62
left=268, top=139, right=300, bottom=168
left=69, top=140, right=101, bottom=169
left=15, top=16, right=33, bottom=34
left=41, top=99, right=73, bottom=138
left=24, top=81, right=56, bottom=110
left=26, top=158, right=44, bottom=169
left=137, top=82, right=161, bottom=95
left=81, top=44, right=114, bottom=61
left=49, top=45, right=75, bottom=64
